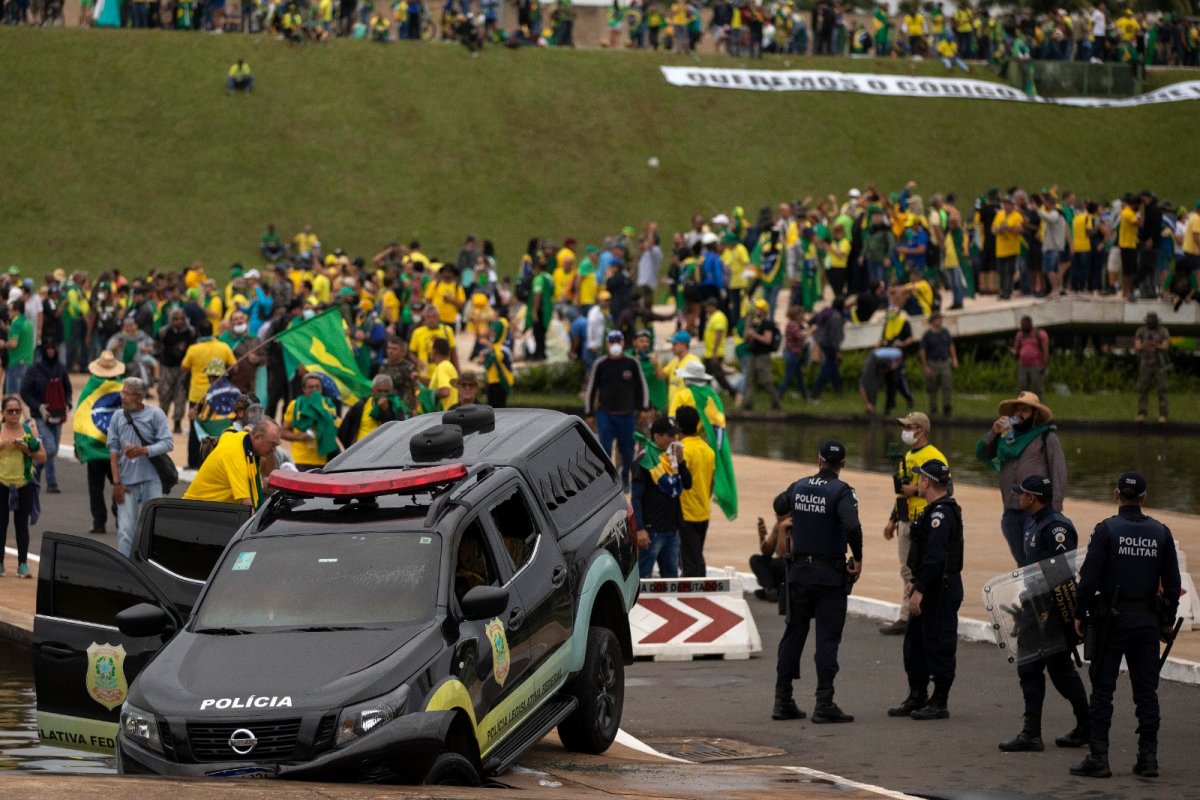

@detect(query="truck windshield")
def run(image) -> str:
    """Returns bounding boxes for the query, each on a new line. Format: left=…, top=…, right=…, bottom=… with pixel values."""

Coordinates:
left=194, top=531, right=440, bottom=632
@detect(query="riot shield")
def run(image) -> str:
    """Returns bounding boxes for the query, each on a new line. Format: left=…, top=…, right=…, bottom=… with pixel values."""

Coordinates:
left=982, top=549, right=1085, bottom=666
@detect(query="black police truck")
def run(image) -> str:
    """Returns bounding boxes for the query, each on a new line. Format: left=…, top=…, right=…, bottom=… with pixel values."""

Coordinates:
left=33, top=407, right=639, bottom=784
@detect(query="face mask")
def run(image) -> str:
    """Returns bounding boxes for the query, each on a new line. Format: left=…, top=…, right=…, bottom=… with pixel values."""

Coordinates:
left=608, top=344, right=623, bottom=357
left=233, top=323, right=248, bottom=335
left=302, top=309, right=316, bottom=320
left=901, top=430, right=918, bottom=446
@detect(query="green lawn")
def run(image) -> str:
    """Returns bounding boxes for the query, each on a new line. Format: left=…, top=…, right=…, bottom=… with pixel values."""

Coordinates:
left=2, top=27, right=1198, bottom=278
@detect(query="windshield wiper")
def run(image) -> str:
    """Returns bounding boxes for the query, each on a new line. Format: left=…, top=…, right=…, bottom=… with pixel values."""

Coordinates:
left=194, top=627, right=254, bottom=635
left=278, top=625, right=381, bottom=632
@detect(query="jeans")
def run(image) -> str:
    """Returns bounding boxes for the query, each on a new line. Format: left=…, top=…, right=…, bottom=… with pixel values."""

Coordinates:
left=997, top=256, right=1018, bottom=299
left=809, top=345, right=842, bottom=397
left=638, top=529, right=680, bottom=578
left=35, top=419, right=61, bottom=488
left=4, top=363, right=27, bottom=395
left=865, top=259, right=887, bottom=288
left=1070, top=251, right=1091, bottom=292
left=596, top=410, right=635, bottom=489
left=116, top=477, right=162, bottom=558
left=777, top=350, right=808, bottom=398
left=131, top=2, right=148, bottom=26
left=0, top=483, right=35, bottom=566
left=227, top=76, right=254, bottom=93
left=942, top=266, right=966, bottom=307
left=1000, top=506, right=1029, bottom=566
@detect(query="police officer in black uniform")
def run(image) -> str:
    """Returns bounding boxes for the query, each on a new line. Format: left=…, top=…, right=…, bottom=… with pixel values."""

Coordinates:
left=771, top=440, right=863, bottom=724
left=998, top=475, right=1090, bottom=752
left=887, top=459, right=962, bottom=721
left=1070, top=472, right=1182, bottom=779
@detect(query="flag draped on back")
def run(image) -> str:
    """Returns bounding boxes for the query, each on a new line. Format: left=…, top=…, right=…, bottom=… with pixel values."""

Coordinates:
left=686, top=383, right=737, bottom=520
left=73, top=376, right=124, bottom=463
left=277, top=308, right=373, bottom=405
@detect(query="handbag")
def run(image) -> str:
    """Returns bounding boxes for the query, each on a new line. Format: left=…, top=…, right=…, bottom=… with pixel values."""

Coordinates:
left=122, top=410, right=179, bottom=495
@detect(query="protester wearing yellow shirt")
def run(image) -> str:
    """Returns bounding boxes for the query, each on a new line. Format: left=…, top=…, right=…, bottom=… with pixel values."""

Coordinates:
left=720, top=233, right=750, bottom=323
left=409, top=305, right=457, bottom=369
left=183, top=421, right=281, bottom=507
left=991, top=197, right=1024, bottom=300
left=552, top=258, right=578, bottom=304
left=283, top=373, right=341, bottom=470
left=180, top=326, right=236, bottom=404
left=820, top=224, right=852, bottom=297
left=661, top=331, right=702, bottom=394
left=1117, top=196, right=1141, bottom=299
left=226, top=59, right=253, bottom=95
left=1115, top=9, right=1139, bottom=41
left=675, top=405, right=716, bottom=577
left=555, top=239, right=577, bottom=271
left=311, top=263, right=332, bottom=304
left=424, top=269, right=466, bottom=325
left=294, top=225, right=318, bottom=255
left=427, top=339, right=459, bottom=411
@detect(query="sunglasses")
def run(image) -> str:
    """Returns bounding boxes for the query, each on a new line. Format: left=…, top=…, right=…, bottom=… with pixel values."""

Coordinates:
left=4, top=408, right=21, bottom=414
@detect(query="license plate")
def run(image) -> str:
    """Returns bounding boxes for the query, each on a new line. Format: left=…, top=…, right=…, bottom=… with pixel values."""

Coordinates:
left=205, top=766, right=276, bottom=779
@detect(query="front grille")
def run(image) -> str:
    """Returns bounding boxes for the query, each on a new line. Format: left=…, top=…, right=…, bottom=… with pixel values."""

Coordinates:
left=159, top=720, right=177, bottom=759
left=186, top=719, right=302, bottom=762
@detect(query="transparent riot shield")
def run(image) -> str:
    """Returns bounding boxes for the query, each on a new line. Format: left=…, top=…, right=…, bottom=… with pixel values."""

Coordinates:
left=982, top=549, right=1085, bottom=666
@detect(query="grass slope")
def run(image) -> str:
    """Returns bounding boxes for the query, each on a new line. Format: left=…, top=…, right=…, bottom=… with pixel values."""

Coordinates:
left=1, top=27, right=1197, bottom=276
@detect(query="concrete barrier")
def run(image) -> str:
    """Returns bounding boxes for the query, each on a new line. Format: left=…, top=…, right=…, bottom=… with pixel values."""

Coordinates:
left=632, top=572, right=762, bottom=661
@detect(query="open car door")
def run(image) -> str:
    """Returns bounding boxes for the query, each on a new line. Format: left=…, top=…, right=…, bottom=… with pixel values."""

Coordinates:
left=128, top=498, right=253, bottom=616
left=33, top=533, right=183, bottom=753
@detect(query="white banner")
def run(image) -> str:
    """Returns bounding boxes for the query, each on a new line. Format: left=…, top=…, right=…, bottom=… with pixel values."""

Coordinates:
left=660, top=66, right=1200, bottom=108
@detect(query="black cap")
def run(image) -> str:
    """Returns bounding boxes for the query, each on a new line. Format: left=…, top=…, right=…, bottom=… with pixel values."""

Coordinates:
left=1011, top=474, right=1052, bottom=501
left=818, top=439, right=846, bottom=465
left=1117, top=471, right=1147, bottom=498
left=649, top=416, right=678, bottom=436
left=914, top=459, right=952, bottom=484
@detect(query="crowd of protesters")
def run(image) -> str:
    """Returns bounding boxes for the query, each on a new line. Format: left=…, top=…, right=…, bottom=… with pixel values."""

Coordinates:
left=11, top=0, right=1197, bottom=68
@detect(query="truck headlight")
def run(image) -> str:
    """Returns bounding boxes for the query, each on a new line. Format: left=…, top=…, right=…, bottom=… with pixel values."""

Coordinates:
left=336, top=685, right=409, bottom=747
left=120, top=702, right=163, bottom=754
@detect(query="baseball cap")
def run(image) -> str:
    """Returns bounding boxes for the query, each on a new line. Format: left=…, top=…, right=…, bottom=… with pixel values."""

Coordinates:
left=752, top=298, right=770, bottom=313
left=914, top=459, right=952, bottom=484
left=897, top=411, right=930, bottom=432
left=848, top=188, right=861, bottom=198
left=670, top=331, right=692, bottom=345
left=635, top=329, right=652, bottom=340
left=607, top=330, right=624, bottom=342
left=650, top=416, right=678, bottom=436
left=818, top=439, right=846, bottom=465
left=1011, top=474, right=1052, bottom=501
left=1116, top=471, right=1147, bottom=498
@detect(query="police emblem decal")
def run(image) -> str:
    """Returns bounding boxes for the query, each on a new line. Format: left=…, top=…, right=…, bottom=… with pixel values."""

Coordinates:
left=931, top=517, right=941, bottom=528
left=85, top=642, right=129, bottom=711
left=1054, top=532, right=1066, bottom=543
left=485, top=619, right=510, bottom=687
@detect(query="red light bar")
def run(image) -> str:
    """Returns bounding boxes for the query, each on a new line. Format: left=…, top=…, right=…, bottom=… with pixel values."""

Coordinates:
left=268, top=464, right=468, bottom=498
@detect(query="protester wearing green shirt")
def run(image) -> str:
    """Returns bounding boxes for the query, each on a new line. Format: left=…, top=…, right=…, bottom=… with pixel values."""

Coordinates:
left=525, top=262, right=553, bottom=361
left=5, top=301, right=36, bottom=394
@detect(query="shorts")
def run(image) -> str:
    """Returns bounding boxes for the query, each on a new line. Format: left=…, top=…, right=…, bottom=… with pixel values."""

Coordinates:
left=1041, top=250, right=1060, bottom=273
left=1120, top=247, right=1138, bottom=277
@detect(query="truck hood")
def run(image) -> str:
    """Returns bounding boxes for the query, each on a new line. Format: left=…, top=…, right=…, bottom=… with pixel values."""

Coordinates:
left=130, top=624, right=440, bottom=717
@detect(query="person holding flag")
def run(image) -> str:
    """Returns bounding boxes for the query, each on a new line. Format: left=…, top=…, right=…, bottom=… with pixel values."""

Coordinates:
left=276, top=306, right=374, bottom=406
left=338, top=374, right=409, bottom=447
left=669, top=359, right=737, bottom=521
left=675, top=405, right=715, bottom=578
left=283, top=373, right=341, bottom=471
left=481, top=319, right=514, bottom=409
left=74, top=351, right=125, bottom=536
left=629, top=330, right=668, bottom=415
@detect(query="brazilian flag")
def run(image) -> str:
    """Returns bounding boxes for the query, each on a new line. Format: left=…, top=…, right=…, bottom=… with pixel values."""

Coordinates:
left=672, top=383, right=738, bottom=520
left=278, top=308, right=373, bottom=405
left=73, top=376, right=124, bottom=463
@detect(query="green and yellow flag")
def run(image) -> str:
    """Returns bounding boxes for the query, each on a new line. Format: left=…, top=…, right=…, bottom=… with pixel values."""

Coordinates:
left=277, top=308, right=372, bottom=405
left=688, top=384, right=737, bottom=520
left=73, top=376, right=124, bottom=463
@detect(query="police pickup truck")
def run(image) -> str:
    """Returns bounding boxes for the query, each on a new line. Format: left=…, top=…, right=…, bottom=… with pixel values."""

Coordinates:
left=34, top=406, right=639, bottom=784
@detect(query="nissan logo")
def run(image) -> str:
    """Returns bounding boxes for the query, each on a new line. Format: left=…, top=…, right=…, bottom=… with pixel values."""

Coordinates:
left=228, top=728, right=258, bottom=755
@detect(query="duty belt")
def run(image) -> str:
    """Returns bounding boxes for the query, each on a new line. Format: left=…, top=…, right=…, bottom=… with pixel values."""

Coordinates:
left=793, top=554, right=844, bottom=565
left=1115, top=598, right=1157, bottom=614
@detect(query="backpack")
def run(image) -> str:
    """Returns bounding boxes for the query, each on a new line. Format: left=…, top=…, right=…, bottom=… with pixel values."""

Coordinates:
left=44, top=377, right=68, bottom=425
left=515, top=273, right=534, bottom=303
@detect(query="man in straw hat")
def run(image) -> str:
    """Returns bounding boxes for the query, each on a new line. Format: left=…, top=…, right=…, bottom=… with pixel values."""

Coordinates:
left=78, top=351, right=125, bottom=535
left=974, top=391, right=1068, bottom=566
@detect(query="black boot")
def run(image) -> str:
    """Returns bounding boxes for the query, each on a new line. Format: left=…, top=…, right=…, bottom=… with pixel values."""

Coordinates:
left=772, top=679, right=806, bottom=720
left=911, top=687, right=950, bottom=720
left=811, top=688, right=853, bottom=723
left=887, top=687, right=928, bottom=718
left=1055, top=721, right=1089, bottom=748
left=998, top=716, right=1044, bottom=752
left=1069, top=741, right=1111, bottom=778
left=1133, top=734, right=1158, bottom=778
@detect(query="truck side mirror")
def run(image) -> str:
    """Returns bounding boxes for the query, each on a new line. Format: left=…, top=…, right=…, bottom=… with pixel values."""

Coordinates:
left=459, top=586, right=509, bottom=621
left=116, top=603, right=177, bottom=638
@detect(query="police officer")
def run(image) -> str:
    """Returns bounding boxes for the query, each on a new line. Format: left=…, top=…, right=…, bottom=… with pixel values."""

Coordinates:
left=887, top=459, right=962, bottom=721
left=1070, top=472, right=1182, bottom=779
left=771, top=439, right=863, bottom=724
left=998, top=475, right=1090, bottom=753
